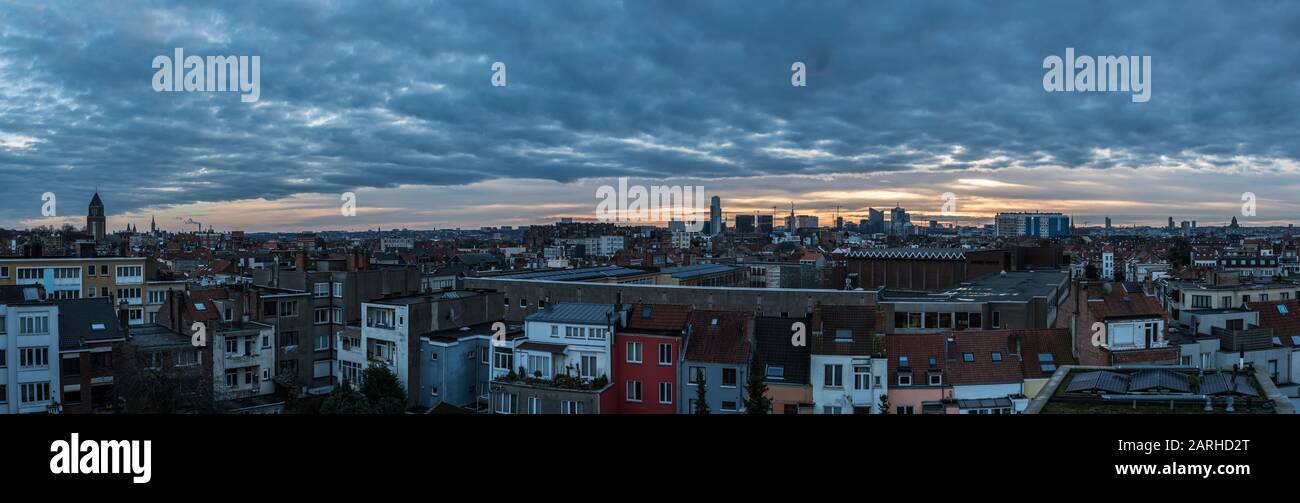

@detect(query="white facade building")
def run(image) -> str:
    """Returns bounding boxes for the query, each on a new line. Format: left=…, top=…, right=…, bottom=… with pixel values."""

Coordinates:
left=1, top=287, right=61, bottom=414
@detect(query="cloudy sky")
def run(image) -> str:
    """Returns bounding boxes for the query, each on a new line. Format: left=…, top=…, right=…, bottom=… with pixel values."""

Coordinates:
left=2, top=0, right=1300, bottom=232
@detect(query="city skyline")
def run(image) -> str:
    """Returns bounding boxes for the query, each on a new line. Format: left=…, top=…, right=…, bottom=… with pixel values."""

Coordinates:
left=4, top=1, right=1300, bottom=231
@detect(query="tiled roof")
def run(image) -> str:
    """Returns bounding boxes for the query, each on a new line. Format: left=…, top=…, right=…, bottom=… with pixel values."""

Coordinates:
left=1248, top=299, right=1300, bottom=345
left=1014, top=328, right=1076, bottom=379
left=810, top=305, right=883, bottom=356
left=55, top=297, right=126, bottom=350
left=1086, top=284, right=1165, bottom=320
left=886, top=333, right=946, bottom=382
left=685, top=310, right=752, bottom=365
left=754, top=316, right=811, bottom=385
left=623, top=303, right=693, bottom=334
left=945, top=331, right=1024, bottom=386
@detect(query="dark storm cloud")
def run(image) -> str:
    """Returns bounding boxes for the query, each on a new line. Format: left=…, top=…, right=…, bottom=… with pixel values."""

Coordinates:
left=1, top=0, right=1298, bottom=226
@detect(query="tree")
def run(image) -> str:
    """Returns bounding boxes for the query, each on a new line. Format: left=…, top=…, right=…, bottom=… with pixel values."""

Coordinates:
left=877, top=394, right=890, bottom=414
left=360, top=365, right=407, bottom=414
left=743, top=359, right=771, bottom=414
left=694, top=368, right=710, bottom=415
left=118, top=343, right=215, bottom=413
left=320, top=381, right=370, bottom=414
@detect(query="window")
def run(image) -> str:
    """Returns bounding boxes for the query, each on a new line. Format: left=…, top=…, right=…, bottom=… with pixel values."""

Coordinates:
left=315, top=333, right=330, bottom=351
left=991, top=352, right=1002, bottom=362
left=766, top=365, right=784, bottom=379
left=263, top=368, right=273, bottom=381
left=928, top=372, right=942, bottom=385
left=853, top=366, right=871, bottom=390
left=314, top=308, right=330, bottom=325
left=1191, top=295, right=1212, bottom=308
left=339, top=361, right=361, bottom=386
left=19, top=315, right=50, bottom=335
left=20, top=382, right=51, bottom=404
left=897, top=406, right=914, bottom=415
left=528, top=396, right=540, bottom=414
left=92, top=352, right=112, bottom=370
left=0, top=266, right=8, bottom=278
left=899, top=355, right=910, bottom=368
left=494, top=351, right=512, bottom=370
left=281, top=331, right=299, bottom=347
left=658, top=343, right=672, bottom=365
left=626, top=341, right=643, bottom=363
left=176, top=350, right=199, bottom=367
left=579, top=355, right=597, bottom=379
left=897, top=372, right=912, bottom=386
left=332, top=282, right=343, bottom=298
left=834, top=328, right=852, bottom=341
left=278, top=301, right=299, bottom=317
left=224, top=369, right=239, bottom=388
left=550, top=325, right=559, bottom=337
left=496, top=393, right=518, bottom=414
left=527, top=354, right=552, bottom=378
left=0, top=349, right=5, bottom=367
left=0, top=384, right=5, bottom=404
left=332, top=307, right=343, bottom=324
left=63, top=356, right=81, bottom=376
left=659, top=382, right=672, bottom=404
left=561, top=400, right=584, bottom=414
left=823, top=364, right=843, bottom=388
left=116, top=265, right=143, bottom=277
left=1038, top=352, right=1057, bottom=373
left=689, top=366, right=705, bottom=385
left=19, top=347, right=49, bottom=369
left=147, top=290, right=167, bottom=304
left=721, top=401, right=738, bottom=411
left=314, top=282, right=329, bottom=297
left=962, top=352, right=974, bottom=362
left=626, top=380, right=642, bottom=402
left=991, top=311, right=1001, bottom=328
left=721, top=368, right=738, bottom=387
left=225, top=336, right=239, bottom=354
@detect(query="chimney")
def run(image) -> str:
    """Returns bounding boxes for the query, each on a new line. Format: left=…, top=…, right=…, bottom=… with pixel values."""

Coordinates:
left=118, top=299, right=130, bottom=334
left=295, top=250, right=307, bottom=272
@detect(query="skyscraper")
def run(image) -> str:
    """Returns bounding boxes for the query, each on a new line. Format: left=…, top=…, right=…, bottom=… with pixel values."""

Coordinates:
left=709, top=196, right=722, bottom=236
left=87, top=192, right=106, bottom=241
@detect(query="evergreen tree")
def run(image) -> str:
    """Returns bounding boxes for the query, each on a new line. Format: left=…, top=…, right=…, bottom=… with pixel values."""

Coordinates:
left=743, top=359, right=771, bottom=414
left=694, top=368, right=710, bottom=414
left=320, top=381, right=371, bottom=414
left=360, top=365, right=407, bottom=414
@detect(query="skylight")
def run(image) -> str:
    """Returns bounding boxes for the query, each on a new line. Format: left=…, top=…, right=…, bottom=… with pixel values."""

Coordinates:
left=91, top=323, right=106, bottom=330
left=194, top=303, right=207, bottom=311
left=1272, top=337, right=1282, bottom=346
left=991, top=352, right=1002, bottom=362
left=1279, top=304, right=1290, bottom=316
left=834, top=328, right=852, bottom=341
left=928, top=356, right=937, bottom=367
left=899, top=355, right=910, bottom=367
left=642, top=307, right=652, bottom=318
left=1292, top=336, right=1300, bottom=347
left=765, top=365, right=784, bottom=379
left=962, top=352, right=974, bottom=362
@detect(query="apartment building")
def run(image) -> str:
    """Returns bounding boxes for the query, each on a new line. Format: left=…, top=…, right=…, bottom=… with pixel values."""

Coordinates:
left=0, top=285, right=61, bottom=414
left=56, top=298, right=128, bottom=413
left=809, top=305, right=886, bottom=414
left=0, top=256, right=151, bottom=325
left=613, top=303, right=693, bottom=414
left=489, top=303, right=623, bottom=414
left=754, top=315, right=813, bottom=414
left=349, top=289, right=505, bottom=408
left=680, top=310, right=753, bottom=414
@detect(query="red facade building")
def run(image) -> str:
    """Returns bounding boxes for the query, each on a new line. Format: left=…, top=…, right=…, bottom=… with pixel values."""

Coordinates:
left=612, top=303, right=693, bottom=414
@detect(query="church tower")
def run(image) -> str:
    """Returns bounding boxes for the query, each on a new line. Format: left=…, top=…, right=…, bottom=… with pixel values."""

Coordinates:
left=87, top=192, right=106, bottom=241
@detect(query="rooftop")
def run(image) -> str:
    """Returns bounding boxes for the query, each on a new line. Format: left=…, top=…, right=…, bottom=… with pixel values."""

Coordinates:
left=55, top=298, right=127, bottom=350
left=494, top=265, right=653, bottom=282
left=525, top=303, right=621, bottom=326
left=882, top=269, right=1069, bottom=303
left=662, top=263, right=740, bottom=279
left=1028, top=365, right=1293, bottom=414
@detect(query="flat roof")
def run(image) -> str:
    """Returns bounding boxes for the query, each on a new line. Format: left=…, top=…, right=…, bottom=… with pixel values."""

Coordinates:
left=882, top=269, right=1068, bottom=303
left=662, top=263, right=740, bottom=279
left=494, top=265, right=656, bottom=282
